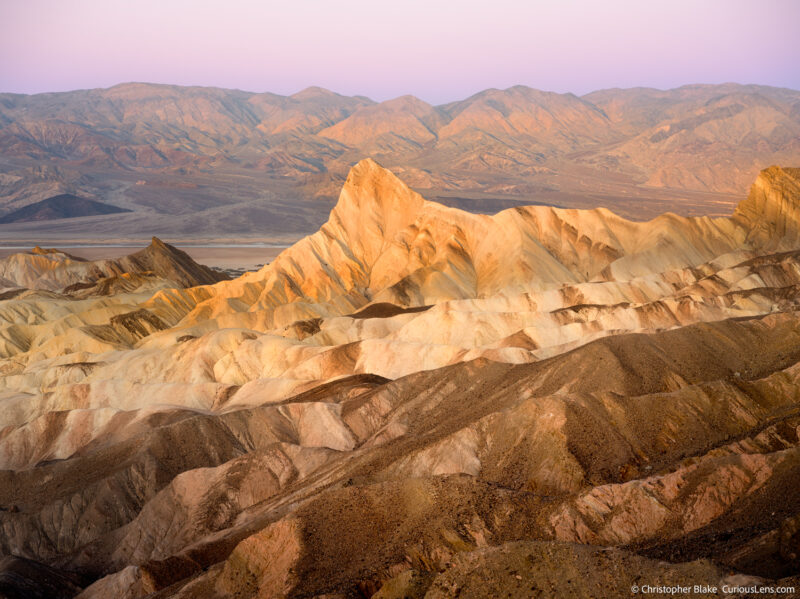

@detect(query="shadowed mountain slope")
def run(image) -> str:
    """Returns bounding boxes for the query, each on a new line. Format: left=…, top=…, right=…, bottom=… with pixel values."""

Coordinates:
left=0, top=194, right=131, bottom=224
left=1, top=162, right=800, bottom=597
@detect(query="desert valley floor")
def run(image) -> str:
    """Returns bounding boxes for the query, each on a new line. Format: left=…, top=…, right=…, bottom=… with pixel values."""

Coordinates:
left=1, top=161, right=800, bottom=598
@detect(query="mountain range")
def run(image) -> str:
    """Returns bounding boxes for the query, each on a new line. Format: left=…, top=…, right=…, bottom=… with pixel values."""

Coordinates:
left=1, top=82, right=798, bottom=239
left=1, top=161, right=799, bottom=597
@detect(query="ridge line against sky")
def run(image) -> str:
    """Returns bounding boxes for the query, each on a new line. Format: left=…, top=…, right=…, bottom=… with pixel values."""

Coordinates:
left=3, top=81, right=800, bottom=108
left=1, top=0, right=799, bottom=105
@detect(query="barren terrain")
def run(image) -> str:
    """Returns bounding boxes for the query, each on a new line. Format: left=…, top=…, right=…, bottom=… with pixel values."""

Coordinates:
left=0, top=161, right=799, bottom=597
left=0, top=246, right=283, bottom=273
left=2, top=83, right=798, bottom=241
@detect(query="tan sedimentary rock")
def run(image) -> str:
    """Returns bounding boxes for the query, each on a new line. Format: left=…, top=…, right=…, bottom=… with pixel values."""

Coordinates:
left=0, top=237, right=227, bottom=295
left=2, top=162, right=800, bottom=597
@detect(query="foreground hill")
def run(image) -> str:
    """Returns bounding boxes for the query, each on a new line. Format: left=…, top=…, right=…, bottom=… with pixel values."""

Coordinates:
left=0, top=82, right=798, bottom=239
left=0, top=237, right=228, bottom=296
left=0, top=162, right=800, bottom=597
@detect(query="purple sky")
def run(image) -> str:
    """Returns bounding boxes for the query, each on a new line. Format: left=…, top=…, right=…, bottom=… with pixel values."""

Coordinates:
left=1, top=0, right=798, bottom=103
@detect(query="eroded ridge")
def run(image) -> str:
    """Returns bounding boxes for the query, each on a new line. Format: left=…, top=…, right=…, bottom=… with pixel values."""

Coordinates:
left=1, top=161, right=800, bottom=598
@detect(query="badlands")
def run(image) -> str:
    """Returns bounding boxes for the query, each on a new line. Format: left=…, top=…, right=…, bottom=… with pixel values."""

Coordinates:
left=1, top=159, right=800, bottom=597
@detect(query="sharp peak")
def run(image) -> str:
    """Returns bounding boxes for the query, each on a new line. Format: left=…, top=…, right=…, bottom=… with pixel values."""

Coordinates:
left=351, top=157, right=383, bottom=169
left=334, top=158, right=422, bottom=212
left=342, top=158, right=402, bottom=189
left=324, top=159, right=430, bottom=265
left=146, top=236, right=175, bottom=252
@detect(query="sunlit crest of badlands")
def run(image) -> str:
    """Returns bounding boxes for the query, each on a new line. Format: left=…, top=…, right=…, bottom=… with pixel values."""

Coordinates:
left=1, top=160, right=800, bottom=597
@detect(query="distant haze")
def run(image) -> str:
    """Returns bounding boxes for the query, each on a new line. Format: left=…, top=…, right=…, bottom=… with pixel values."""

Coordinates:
left=1, top=0, right=798, bottom=103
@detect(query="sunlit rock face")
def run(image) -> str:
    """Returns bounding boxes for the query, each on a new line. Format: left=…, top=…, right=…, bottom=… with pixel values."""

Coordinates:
left=2, top=161, right=800, bottom=597
left=3, top=83, right=799, bottom=242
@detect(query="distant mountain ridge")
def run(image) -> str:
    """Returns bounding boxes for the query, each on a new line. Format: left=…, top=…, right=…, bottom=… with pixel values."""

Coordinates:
left=0, top=82, right=798, bottom=238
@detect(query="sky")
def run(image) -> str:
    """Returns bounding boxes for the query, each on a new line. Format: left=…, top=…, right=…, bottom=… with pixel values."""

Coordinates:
left=1, top=0, right=798, bottom=104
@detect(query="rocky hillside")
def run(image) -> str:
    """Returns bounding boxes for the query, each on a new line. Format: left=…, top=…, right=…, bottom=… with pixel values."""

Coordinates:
left=1, top=83, right=798, bottom=239
left=0, top=237, right=228, bottom=296
left=1, top=162, right=800, bottom=597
